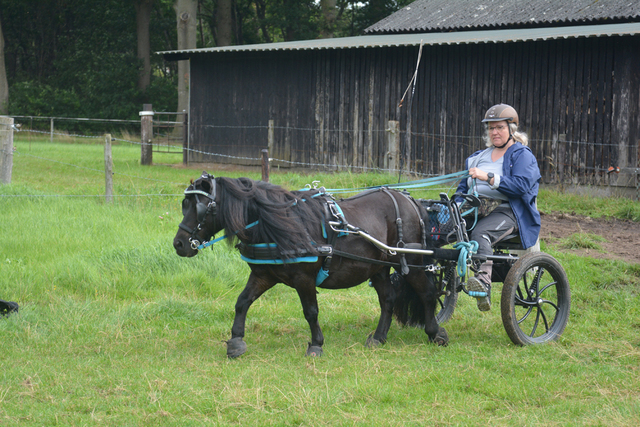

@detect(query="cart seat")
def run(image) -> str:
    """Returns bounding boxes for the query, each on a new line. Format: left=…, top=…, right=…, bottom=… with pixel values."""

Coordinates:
left=494, top=233, right=525, bottom=251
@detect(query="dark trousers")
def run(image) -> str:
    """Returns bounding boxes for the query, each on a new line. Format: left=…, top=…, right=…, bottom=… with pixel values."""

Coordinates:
left=469, top=205, right=518, bottom=257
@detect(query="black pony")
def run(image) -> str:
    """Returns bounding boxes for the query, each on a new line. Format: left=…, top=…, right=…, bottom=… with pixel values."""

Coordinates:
left=173, top=172, right=448, bottom=357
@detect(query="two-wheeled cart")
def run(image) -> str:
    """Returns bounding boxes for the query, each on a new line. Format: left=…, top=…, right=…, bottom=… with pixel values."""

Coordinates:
left=337, top=192, right=570, bottom=345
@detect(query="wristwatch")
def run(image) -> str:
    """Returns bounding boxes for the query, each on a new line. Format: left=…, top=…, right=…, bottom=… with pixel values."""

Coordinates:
left=487, top=172, right=494, bottom=183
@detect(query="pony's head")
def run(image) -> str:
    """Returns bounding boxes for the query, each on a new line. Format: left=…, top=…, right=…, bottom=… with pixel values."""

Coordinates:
left=173, top=171, right=221, bottom=257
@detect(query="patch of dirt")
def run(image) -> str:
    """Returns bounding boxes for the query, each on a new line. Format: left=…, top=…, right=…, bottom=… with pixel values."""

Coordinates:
left=540, top=212, right=640, bottom=265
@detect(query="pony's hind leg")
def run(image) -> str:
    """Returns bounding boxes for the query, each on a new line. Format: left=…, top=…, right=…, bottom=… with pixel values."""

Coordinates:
left=227, top=272, right=277, bottom=358
left=366, top=268, right=395, bottom=347
left=406, top=269, right=449, bottom=347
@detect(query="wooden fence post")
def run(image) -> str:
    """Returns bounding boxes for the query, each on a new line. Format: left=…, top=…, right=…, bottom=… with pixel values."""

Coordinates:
left=182, top=111, right=188, bottom=165
left=267, top=119, right=275, bottom=165
left=387, top=120, right=400, bottom=172
left=104, top=134, right=113, bottom=204
left=261, top=149, right=270, bottom=182
left=1, top=116, right=13, bottom=184
left=50, top=118, right=54, bottom=143
left=140, top=103, right=153, bottom=165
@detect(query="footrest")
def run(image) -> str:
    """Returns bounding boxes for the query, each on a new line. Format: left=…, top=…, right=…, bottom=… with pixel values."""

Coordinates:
left=468, top=291, right=488, bottom=298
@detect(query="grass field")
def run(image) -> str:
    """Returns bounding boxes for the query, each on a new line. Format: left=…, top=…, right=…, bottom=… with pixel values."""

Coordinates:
left=1, top=137, right=639, bottom=426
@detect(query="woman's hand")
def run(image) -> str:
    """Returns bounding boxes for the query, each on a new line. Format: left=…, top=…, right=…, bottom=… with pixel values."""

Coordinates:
left=469, top=167, right=489, bottom=182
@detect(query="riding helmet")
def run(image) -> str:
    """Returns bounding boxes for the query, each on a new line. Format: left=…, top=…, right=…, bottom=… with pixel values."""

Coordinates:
left=482, top=104, right=518, bottom=126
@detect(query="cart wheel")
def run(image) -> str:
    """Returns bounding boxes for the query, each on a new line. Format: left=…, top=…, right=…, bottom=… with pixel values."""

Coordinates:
left=435, top=262, right=459, bottom=324
left=501, top=252, right=570, bottom=345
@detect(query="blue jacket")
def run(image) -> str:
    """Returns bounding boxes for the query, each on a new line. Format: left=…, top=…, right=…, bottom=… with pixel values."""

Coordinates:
left=456, top=142, right=542, bottom=249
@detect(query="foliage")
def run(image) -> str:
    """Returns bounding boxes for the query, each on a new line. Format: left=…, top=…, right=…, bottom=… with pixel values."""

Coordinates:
left=1, top=0, right=177, bottom=122
left=1, top=1, right=414, bottom=123
left=7, top=82, right=82, bottom=117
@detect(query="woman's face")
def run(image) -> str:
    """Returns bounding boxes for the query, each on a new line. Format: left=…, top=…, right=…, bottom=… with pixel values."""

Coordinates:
left=487, top=120, right=510, bottom=147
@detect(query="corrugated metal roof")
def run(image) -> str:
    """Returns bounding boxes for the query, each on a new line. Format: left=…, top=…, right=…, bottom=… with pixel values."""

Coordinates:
left=365, top=0, right=640, bottom=34
left=159, top=22, right=640, bottom=59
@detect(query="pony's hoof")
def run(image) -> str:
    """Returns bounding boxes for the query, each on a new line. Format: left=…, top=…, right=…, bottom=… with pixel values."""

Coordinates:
left=226, top=337, right=247, bottom=358
left=365, top=333, right=385, bottom=348
left=432, top=327, right=449, bottom=347
left=305, top=343, right=323, bottom=357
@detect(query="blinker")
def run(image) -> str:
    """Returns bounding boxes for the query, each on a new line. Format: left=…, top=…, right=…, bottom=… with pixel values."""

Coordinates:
left=180, top=172, right=217, bottom=245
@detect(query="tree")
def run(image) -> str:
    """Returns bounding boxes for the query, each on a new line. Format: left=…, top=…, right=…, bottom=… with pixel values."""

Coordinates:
left=320, top=0, right=337, bottom=39
left=175, top=0, right=197, bottom=115
left=136, top=0, right=155, bottom=94
left=216, top=0, right=233, bottom=46
left=0, top=0, right=411, bottom=122
left=0, top=15, right=8, bottom=114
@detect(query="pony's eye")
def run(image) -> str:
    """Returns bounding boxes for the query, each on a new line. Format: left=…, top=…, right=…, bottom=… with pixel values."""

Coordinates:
left=182, top=199, right=190, bottom=211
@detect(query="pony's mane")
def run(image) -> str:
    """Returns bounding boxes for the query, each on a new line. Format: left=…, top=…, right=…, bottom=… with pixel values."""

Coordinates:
left=216, top=177, right=326, bottom=257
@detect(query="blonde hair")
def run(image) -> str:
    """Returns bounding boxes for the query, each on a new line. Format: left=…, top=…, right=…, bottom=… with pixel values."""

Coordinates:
left=483, top=123, right=529, bottom=147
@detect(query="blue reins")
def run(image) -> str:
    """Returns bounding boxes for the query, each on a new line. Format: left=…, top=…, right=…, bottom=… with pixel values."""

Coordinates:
left=196, top=220, right=259, bottom=250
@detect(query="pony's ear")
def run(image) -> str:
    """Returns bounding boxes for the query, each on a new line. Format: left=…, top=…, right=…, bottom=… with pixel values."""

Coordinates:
left=190, top=178, right=194, bottom=184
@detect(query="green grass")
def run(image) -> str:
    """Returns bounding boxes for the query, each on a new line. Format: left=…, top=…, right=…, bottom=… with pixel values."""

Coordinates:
left=558, top=232, right=607, bottom=251
left=538, top=188, right=640, bottom=220
left=1, top=137, right=640, bottom=425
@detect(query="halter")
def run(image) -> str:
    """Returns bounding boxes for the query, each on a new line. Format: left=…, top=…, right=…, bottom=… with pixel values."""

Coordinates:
left=179, top=172, right=218, bottom=250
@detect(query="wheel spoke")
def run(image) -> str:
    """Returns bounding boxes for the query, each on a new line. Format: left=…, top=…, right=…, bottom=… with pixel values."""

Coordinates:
left=517, top=306, right=533, bottom=323
left=540, top=299, right=559, bottom=312
left=528, top=307, right=541, bottom=336
left=538, top=281, right=558, bottom=296
left=514, top=293, right=537, bottom=307
left=539, top=306, right=550, bottom=332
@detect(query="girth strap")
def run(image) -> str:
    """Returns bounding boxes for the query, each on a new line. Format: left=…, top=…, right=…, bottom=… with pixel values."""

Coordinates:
left=381, top=188, right=411, bottom=275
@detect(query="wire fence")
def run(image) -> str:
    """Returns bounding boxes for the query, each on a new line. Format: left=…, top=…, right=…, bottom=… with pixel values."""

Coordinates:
left=2, top=121, right=461, bottom=201
left=3, top=115, right=640, bottom=200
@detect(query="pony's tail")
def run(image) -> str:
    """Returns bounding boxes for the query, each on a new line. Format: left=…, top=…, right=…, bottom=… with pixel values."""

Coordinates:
left=391, top=271, right=426, bottom=328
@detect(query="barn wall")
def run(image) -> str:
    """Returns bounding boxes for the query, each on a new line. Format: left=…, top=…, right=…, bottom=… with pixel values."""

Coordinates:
left=188, top=36, right=640, bottom=186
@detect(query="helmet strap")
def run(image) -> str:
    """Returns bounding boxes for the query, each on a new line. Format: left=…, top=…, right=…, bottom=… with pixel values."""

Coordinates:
left=494, top=128, right=514, bottom=149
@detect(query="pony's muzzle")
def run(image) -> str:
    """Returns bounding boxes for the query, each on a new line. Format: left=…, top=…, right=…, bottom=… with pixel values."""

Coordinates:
left=173, top=236, right=198, bottom=257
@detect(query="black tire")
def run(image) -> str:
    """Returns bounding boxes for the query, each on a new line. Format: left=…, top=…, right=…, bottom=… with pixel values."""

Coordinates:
left=501, top=252, right=570, bottom=345
left=435, top=262, right=459, bottom=324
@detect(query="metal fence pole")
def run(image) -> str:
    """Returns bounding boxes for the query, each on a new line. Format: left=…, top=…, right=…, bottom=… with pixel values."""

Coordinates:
left=1, top=116, right=13, bottom=184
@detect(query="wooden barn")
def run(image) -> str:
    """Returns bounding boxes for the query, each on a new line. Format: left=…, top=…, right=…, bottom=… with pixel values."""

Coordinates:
left=161, top=0, right=640, bottom=191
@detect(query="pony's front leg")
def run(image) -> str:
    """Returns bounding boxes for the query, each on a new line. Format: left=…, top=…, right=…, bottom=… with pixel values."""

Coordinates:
left=295, top=284, right=324, bottom=357
left=227, top=272, right=276, bottom=358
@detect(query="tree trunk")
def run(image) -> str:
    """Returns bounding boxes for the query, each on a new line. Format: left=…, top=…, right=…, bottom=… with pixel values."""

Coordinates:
left=216, top=0, right=233, bottom=46
left=135, top=0, right=154, bottom=93
left=253, top=0, right=271, bottom=43
left=0, top=19, right=8, bottom=114
left=174, top=0, right=198, bottom=116
left=320, top=0, right=336, bottom=39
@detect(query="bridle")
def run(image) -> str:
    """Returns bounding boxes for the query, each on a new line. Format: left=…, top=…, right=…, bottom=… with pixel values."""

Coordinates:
left=178, top=172, right=218, bottom=251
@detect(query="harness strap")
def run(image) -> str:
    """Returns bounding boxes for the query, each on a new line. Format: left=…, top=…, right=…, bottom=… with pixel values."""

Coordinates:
left=317, top=197, right=347, bottom=285
left=381, top=188, right=410, bottom=275
left=398, top=190, right=428, bottom=249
